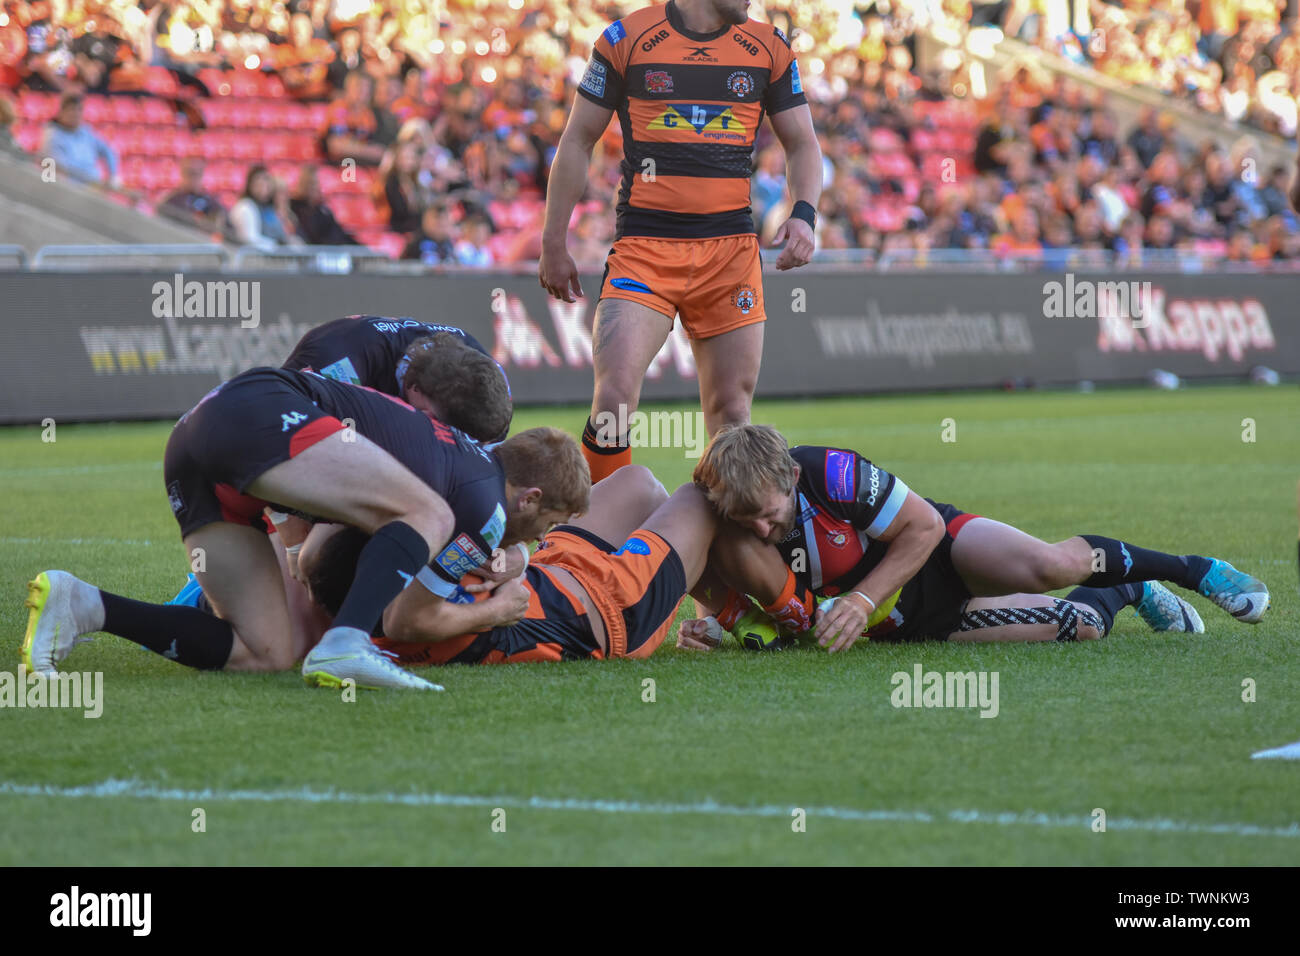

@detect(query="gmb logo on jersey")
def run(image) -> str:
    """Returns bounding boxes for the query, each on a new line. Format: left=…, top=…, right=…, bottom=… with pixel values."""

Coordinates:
left=648, top=104, right=745, bottom=140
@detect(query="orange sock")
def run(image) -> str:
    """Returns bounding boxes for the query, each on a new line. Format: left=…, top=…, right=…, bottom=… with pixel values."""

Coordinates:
left=762, top=568, right=815, bottom=633
left=581, top=417, right=632, bottom=483
left=714, top=589, right=751, bottom=630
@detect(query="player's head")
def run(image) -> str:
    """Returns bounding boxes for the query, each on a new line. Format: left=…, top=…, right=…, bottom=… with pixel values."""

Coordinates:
left=698, top=0, right=750, bottom=26
left=401, top=332, right=513, bottom=443
left=693, top=424, right=801, bottom=544
left=494, top=427, right=591, bottom=544
left=301, top=525, right=366, bottom=617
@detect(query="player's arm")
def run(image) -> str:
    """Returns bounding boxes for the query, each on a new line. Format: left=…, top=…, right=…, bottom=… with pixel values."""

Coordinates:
left=768, top=104, right=822, bottom=271
left=539, top=94, right=614, bottom=302
left=382, top=574, right=528, bottom=643
left=812, top=456, right=944, bottom=652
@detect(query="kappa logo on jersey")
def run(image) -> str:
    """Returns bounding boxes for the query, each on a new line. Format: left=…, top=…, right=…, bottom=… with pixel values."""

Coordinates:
left=825, top=450, right=855, bottom=502
left=436, top=533, right=488, bottom=579
left=648, top=104, right=745, bottom=138
left=579, top=57, right=607, bottom=98
left=726, top=71, right=755, bottom=97
left=644, top=69, right=673, bottom=93
left=280, top=411, right=309, bottom=432
left=731, top=284, right=757, bottom=315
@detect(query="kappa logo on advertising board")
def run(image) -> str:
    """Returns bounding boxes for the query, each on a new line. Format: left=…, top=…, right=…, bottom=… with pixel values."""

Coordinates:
left=1095, top=286, right=1276, bottom=363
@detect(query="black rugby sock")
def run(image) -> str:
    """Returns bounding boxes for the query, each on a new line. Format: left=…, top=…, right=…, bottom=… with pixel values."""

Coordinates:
left=1079, top=535, right=1209, bottom=590
left=1064, top=583, right=1143, bottom=637
left=100, top=592, right=234, bottom=669
left=332, top=520, right=430, bottom=634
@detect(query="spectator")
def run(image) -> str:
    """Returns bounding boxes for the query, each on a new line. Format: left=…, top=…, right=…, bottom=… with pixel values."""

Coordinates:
left=453, top=213, right=495, bottom=267
left=1126, top=108, right=1168, bottom=169
left=401, top=203, right=456, bottom=264
left=380, top=138, right=428, bottom=234
left=0, top=94, right=22, bottom=157
left=321, top=70, right=384, bottom=166
left=272, top=12, right=334, bottom=101
left=41, top=92, right=120, bottom=188
left=325, top=27, right=364, bottom=90
left=289, top=165, right=358, bottom=245
left=157, top=158, right=226, bottom=234
left=230, top=165, right=301, bottom=250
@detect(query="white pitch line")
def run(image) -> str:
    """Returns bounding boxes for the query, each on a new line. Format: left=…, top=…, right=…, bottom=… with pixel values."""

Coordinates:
left=0, top=779, right=1295, bottom=839
left=0, top=537, right=164, bottom=548
left=0, top=462, right=161, bottom=478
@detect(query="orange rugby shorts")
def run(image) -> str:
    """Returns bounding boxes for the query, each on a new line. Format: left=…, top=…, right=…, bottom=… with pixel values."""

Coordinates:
left=598, top=234, right=765, bottom=339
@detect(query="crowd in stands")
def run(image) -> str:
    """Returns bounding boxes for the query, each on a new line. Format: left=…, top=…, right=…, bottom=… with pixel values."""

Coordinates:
left=1007, top=0, right=1300, bottom=139
left=0, top=0, right=1296, bottom=265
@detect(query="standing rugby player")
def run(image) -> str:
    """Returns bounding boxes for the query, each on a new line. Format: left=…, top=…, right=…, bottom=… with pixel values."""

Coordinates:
left=539, top=0, right=822, bottom=482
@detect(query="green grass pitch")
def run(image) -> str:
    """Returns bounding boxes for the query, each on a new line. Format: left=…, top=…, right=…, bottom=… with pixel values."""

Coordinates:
left=0, top=385, right=1297, bottom=865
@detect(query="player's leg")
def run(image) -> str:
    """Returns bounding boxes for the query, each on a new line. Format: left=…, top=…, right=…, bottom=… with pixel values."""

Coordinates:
left=584, top=297, right=674, bottom=482
left=23, top=522, right=297, bottom=674
left=636, top=483, right=720, bottom=589
left=947, top=594, right=1107, bottom=643
left=246, top=431, right=452, bottom=689
left=947, top=514, right=1268, bottom=622
left=690, top=322, right=764, bottom=435
left=681, top=234, right=766, bottom=435
left=561, top=464, right=668, bottom=546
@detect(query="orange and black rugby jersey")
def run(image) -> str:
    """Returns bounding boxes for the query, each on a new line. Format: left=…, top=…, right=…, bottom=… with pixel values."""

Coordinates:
left=577, top=0, right=806, bottom=239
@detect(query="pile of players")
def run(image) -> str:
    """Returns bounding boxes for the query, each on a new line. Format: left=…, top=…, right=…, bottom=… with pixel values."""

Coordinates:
left=20, top=311, right=1271, bottom=691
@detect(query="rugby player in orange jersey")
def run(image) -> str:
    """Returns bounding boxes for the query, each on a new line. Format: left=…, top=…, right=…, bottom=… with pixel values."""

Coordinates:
left=300, top=466, right=729, bottom=665
left=538, top=0, right=823, bottom=482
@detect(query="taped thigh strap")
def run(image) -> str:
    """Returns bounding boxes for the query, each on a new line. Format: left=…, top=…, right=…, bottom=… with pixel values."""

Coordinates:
left=958, top=599, right=1104, bottom=642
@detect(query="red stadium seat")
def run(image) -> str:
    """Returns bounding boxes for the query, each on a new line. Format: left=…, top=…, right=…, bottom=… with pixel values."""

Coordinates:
left=141, top=98, right=176, bottom=125
left=144, top=67, right=180, bottom=99
left=18, top=92, right=58, bottom=121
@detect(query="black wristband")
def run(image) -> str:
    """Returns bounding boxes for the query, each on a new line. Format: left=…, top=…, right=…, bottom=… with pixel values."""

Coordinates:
left=791, top=200, right=817, bottom=229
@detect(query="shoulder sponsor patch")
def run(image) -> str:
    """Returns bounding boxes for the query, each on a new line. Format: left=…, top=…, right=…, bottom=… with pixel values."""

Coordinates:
left=603, top=20, right=626, bottom=45
left=825, top=449, right=854, bottom=502
left=774, top=26, right=790, bottom=47
left=480, top=503, right=506, bottom=550
left=579, top=57, right=607, bottom=98
left=318, top=356, right=361, bottom=385
left=435, top=533, right=488, bottom=580
left=790, top=58, right=802, bottom=94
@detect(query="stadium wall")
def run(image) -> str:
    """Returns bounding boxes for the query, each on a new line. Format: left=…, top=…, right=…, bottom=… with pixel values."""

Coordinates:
left=0, top=270, right=1295, bottom=424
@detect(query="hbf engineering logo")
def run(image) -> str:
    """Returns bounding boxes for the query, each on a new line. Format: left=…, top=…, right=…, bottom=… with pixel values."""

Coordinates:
left=648, top=104, right=745, bottom=139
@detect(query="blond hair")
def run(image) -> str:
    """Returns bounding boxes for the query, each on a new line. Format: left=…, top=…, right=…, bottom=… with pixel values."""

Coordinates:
left=692, top=424, right=797, bottom=519
left=495, top=426, right=591, bottom=516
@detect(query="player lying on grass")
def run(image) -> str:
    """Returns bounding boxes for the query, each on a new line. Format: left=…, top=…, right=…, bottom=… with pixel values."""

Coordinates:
left=678, top=425, right=1271, bottom=650
left=299, top=465, right=719, bottom=665
left=20, top=364, right=588, bottom=690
